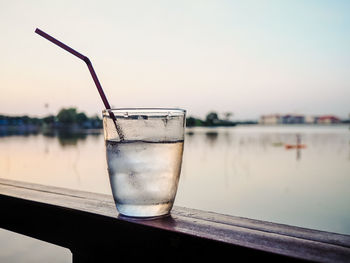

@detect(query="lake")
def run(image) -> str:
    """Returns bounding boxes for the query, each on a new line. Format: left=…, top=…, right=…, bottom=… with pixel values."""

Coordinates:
left=0, top=125, right=349, bottom=261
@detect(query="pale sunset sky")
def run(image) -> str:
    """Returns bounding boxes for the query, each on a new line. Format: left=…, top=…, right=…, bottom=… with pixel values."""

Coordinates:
left=0, top=0, right=349, bottom=119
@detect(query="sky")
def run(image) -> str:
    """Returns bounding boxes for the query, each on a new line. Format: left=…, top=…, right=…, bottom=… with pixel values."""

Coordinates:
left=0, top=0, right=349, bottom=120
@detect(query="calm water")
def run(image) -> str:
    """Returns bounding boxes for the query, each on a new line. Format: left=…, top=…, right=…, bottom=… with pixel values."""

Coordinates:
left=1, top=125, right=350, bottom=236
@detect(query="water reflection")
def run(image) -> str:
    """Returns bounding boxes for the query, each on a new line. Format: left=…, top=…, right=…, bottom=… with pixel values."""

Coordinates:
left=0, top=131, right=109, bottom=195
left=0, top=126, right=350, bottom=235
left=205, top=131, right=218, bottom=145
left=283, top=134, right=306, bottom=161
left=57, top=132, right=88, bottom=147
left=0, top=129, right=39, bottom=137
left=186, top=131, right=195, bottom=136
left=178, top=126, right=350, bottom=235
left=42, top=130, right=102, bottom=148
left=186, top=127, right=347, bottom=164
left=296, top=147, right=301, bottom=161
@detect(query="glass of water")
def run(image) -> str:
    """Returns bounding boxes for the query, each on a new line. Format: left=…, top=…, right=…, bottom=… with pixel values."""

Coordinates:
left=103, top=108, right=186, bottom=218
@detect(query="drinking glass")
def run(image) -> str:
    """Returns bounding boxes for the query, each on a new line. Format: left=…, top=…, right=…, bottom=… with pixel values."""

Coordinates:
left=103, top=108, right=186, bottom=218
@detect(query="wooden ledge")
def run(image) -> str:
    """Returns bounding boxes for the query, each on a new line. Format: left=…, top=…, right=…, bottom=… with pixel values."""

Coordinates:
left=0, top=178, right=349, bottom=262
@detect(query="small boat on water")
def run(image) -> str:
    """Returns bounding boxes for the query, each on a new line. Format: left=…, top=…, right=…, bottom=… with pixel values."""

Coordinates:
left=285, top=144, right=307, bottom=149
left=285, top=134, right=307, bottom=149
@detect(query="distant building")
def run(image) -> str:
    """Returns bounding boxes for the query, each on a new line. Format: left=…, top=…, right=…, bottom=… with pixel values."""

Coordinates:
left=260, top=113, right=342, bottom=125
left=259, top=114, right=281, bottom=124
left=260, top=114, right=305, bottom=125
left=281, top=114, right=305, bottom=124
left=305, top=115, right=316, bottom=124
left=317, top=115, right=340, bottom=124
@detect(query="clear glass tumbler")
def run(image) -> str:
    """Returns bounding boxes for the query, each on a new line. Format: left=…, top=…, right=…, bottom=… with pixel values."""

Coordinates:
left=103, top=108, right=186, bottom=218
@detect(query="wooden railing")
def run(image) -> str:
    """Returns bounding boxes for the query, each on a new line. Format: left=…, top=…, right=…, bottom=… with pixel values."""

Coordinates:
left=0, top=178, right=349, bottom=262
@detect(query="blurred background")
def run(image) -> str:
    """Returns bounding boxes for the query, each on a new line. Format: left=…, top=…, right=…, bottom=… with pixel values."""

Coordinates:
left=0, top=0, right=349, bottom=262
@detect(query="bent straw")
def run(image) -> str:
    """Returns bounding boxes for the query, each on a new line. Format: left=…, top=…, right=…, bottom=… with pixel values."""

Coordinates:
left=35, top=28, right=124, bottom=140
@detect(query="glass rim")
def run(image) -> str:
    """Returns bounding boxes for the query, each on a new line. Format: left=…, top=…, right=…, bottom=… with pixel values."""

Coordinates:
left=102, top=107, right=186, bottom=115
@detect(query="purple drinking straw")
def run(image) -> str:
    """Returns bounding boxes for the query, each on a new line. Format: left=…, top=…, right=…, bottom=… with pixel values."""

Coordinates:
left=35, top=28, right=124, bottom=140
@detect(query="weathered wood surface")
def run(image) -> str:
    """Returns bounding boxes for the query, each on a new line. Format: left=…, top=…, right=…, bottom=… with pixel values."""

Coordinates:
left=0, top=178, right=349, bottom=262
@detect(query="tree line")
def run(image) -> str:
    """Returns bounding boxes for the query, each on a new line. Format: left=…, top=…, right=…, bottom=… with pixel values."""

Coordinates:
left=0, top=108, right=102, bottom=129
left=186, top=112, right=256, bottom=127
left=0, top=109, right=257, bottom=130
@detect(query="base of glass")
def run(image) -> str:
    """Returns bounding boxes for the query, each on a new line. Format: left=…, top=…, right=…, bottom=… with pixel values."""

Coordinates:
left=116, top=202, right=173, bottom=218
